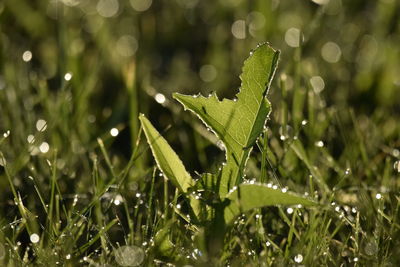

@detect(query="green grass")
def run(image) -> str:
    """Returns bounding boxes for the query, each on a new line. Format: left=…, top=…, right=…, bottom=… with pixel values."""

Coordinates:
left=1, top=0, right=400, bottom=266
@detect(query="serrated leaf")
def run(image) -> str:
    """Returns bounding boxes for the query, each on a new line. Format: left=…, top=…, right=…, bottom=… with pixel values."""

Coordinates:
left=224, top=183, right=317, bottom=224
left=139, top=114, right=194, bottom=192
left=173, top=44, right=280, bottom=196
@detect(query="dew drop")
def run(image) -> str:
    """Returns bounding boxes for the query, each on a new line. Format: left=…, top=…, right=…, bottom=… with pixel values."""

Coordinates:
left=286, top=207, right=294, bottom=214
left=110, top=128, right=119, bottom=137
left=22, top=50, right=32, bottom=62
left=3, top=130, right=10, bottom=138
left=315, top=140, right=324, bottom=147
left=36, top=119, right=47, bottom=132
left=64, top=72, right=73, bottom=81
left=375, top=193, right=382, bottom=200
left=154, top=93, right=166, bottom=104
left=114, top=194, right=123, bottom=205
left=30, top=233, right=40, bottom=243
left=27, top=134, right=35, bottom=144
left=39, top=142, right=50, bottom=153
left=65, top=254, right=71, bottom=260
left=294, top=254, right=303, bottom=263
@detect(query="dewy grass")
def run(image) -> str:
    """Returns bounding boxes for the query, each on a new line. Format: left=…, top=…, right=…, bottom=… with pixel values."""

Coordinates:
left=1, top=1, right=400, bottom=266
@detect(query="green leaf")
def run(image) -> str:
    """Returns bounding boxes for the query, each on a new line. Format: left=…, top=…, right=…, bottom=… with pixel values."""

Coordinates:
left=224, top=183, right=317, bottom=224
left=139, top=114, right=194, bottom=193
left=173, top=44, right=280, bottom=196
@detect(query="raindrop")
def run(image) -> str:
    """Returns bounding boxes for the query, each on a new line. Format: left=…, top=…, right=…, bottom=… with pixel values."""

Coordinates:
left=154, top=93, right=166, bottom=104
left=375, top=193, right=382, bottom=200
left=30, top=233, right=40, bottom=243
left=353, top=257, right=359, bottom=262
left=301, top=120, right=308, bottom=126
left=36, top=119, right=47, bottom=132
left=345, top=168, right=351, bottom=175
left=266, top=241, right=271, bottom=247
left=272, top=185, right=278, bottom=190
left=65, top=254, right=71, bottom=259
left=294, top=254, right=303, bottom=263
left=176, top=204, right=181, bottom=209
left=110, top=128, right=119, bottom=137
left=3, top=130, right=10, bottom=138
left=287, top=207, right=294, bottom=214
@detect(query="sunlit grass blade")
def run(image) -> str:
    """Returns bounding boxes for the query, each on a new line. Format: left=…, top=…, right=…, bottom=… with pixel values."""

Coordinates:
left=139, top=114, right=194, bottom=193
left=224, top=183, right=317, bottom=224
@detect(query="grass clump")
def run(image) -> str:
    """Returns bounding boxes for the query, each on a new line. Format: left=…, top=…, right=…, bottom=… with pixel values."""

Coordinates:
left=1, top=1, right=400, bottom=266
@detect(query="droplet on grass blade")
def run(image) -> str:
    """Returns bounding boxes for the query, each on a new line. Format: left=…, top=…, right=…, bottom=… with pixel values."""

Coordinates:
left=36, top=119, right=47, bottom=132
left=154, top=93, right=166, bottom=104
left=287, top=207, right=294, bottom=214
left=30, top=233, right=40, bottom=243
left=294, top=254, right=303, bottom=263
left=114, top=245, right=145, bottom=266
left=110, top=128, right=119, bottom=137
left=39, top=142, right=50, bottom=153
